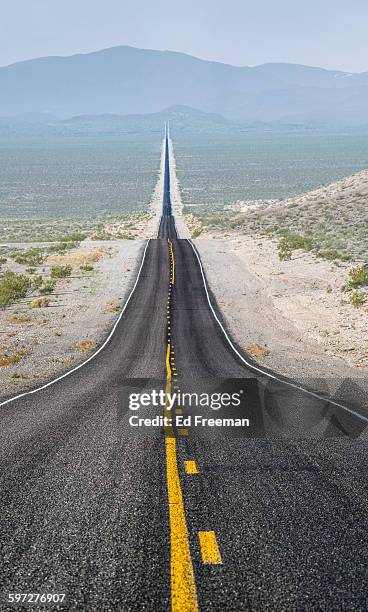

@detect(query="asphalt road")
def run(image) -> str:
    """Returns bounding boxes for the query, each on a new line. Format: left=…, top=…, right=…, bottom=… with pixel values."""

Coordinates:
left=1, top=131, right=368, bottom=611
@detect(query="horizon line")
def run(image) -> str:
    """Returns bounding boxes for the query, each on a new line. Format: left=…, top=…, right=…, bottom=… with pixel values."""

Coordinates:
left=0, top=43, right=365, bottom=75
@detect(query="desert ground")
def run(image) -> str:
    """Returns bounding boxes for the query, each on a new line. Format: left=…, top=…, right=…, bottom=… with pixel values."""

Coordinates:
left=195, top=236, right=367, bottom=380
left=0, top=239, right=144, bottom=400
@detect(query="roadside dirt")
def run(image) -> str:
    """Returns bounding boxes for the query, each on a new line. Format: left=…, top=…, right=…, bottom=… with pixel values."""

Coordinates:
left=0, top=240, right=143, bottom=400
left=195, top=234, right=368, bottom=387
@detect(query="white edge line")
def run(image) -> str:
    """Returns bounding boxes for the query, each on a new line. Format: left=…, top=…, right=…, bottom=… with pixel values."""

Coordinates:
left=0, top=240, right=151, bottom=408
left=188, top=239, right=368, bottom=425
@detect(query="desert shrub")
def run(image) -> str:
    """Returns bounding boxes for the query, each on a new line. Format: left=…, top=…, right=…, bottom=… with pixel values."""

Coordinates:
left=48, top=242, right=79, bottom=254
left=0, top=257, right=7, bottom=265
left=60, top=231, right=87, bottom=242
left=278, top=238, right=292, bottom=261
left=0, top=271, right=30, bottom=306
left=317, top=249, right=341, bottom=261
left=119, top=233, right=134, bottom=240
left=91, top=232, right=112, bottom=241
left=198, top=215, right=217, bottom=227
left=277, top=233, right=314, bottom=261
left=31, top=275, right=44, bottom=290
left=39, top=280, right=56, bottom=294
left=25, top=267, right=36, bottom=274
left=192, top=228, right=203, bottom=238
left=349, top=291, right=366, bottom=307
left=51, top=265, right=72, bottom=279
left=348, top=265, right=368, bottom=288
left=13, top=248, right=45, bottom=266
left=80, top=264, right=94, bottom=272
left=107, top=304, right=121, bottom=313
left=229, top=215, right=246, bottom=229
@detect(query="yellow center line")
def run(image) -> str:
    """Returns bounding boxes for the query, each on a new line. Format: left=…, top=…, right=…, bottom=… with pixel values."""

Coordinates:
left=166, top=343, right=172, bottom=380
left=168, top=239, right=175, bottom=286
left=164, top=240, right=198, bottom=612
left=198, top=532, right=223, bottom=565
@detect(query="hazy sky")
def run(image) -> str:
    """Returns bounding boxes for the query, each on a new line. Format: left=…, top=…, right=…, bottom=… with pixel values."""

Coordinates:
left=1, top=0, right=367, bottom=72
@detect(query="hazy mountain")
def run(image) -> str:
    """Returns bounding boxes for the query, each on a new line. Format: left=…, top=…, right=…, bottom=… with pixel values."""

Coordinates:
left=61, top=105, right=233, bottom=133
left=0, top=46, right=367, bottom=124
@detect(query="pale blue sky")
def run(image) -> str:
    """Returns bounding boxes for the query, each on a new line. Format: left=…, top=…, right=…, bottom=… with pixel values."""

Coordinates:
left=1, top=0, right=367, bottom=72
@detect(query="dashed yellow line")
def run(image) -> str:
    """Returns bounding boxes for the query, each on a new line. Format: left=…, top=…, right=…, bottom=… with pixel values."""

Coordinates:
left=185, top=460, right=199, bottom=475
left=198, top=532, right=222, bottom=565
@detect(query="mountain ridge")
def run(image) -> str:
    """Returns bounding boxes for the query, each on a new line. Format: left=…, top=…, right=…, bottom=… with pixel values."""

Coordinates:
left=0, top=45, right=367, bottom=123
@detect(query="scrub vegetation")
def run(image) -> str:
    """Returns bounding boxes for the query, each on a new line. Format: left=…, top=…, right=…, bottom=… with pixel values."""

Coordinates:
left=188, top=169, right=368, bottom=265
left=0, top=212, right=151, bottom=243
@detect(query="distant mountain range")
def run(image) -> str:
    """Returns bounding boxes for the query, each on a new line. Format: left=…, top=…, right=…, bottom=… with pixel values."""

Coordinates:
left=1, top=45, right=368, bottom=124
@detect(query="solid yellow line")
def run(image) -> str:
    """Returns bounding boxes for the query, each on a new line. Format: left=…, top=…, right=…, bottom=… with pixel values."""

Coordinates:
left=166, top=436, right=198, bottom=610
left=165, top=379, right=198, bottom=610
left=198, top=532, right=222, bottom=565
left=185, top=460, right=199, bottom=475
left=172, top=247, right=175, bottom=285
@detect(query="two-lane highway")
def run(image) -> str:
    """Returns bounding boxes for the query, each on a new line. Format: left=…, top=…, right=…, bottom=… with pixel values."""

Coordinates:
left=1, top=128, right=368, bottom=611
left=157, top=125, right=177, bottom=240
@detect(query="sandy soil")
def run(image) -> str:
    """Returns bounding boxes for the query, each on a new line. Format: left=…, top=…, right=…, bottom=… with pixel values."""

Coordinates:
left=195, top=234, right=368, bottom=387
left=0, top=240, right=143, bottom=400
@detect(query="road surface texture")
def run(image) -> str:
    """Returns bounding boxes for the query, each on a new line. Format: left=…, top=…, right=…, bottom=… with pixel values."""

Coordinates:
left=1, top=127, right=368, bottom=612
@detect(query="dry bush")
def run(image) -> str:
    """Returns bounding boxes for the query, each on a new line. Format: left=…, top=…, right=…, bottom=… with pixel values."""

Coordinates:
left=245, top=343, right=271, bottom=359
left=47, top=247, right=112, bottom=267
left=30, top=297, right=50, bottom=308
left=8, top=314, right=32, bottom=324
left=72, top=340, right=97, bottom=351
left=0, top=350, right=27, bottom=366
